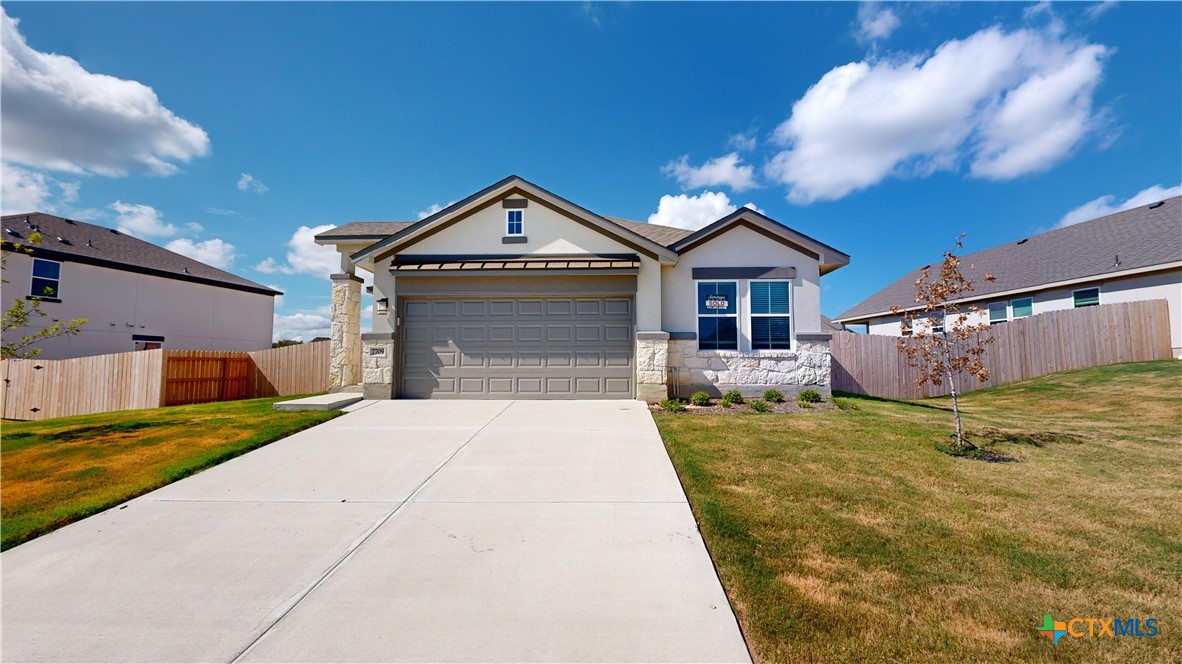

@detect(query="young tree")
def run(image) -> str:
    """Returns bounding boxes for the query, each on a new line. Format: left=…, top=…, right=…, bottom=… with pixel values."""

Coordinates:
left=2, top=232, right=87, bottom=359
left=892, top=235, right=995, bottom=451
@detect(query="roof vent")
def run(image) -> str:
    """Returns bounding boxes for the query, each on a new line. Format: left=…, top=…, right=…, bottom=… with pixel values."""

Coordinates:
left=57, top=236, right=71, bottom=245
left=1016, top=238, right=1028, bottom=245
left=6, top=228, right=21, bottom=238
left=1112, top=254, right=1121, bottom=268
left=1148, top=201, right=1165, bottom=209
left=86, top=239, right=94, bottom=248
left=109, top=228, right=120, bottom=234
left=64, top=218, right=77, bottom=225
left=183, top=267, right=191, bottom=274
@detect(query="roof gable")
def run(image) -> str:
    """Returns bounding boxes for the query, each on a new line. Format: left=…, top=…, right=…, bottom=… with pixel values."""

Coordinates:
left=350, top=176, right=678, bottom=264
left=669, top=208, right=851, bottom=275
left=835, top=196, right=1182, bottom=322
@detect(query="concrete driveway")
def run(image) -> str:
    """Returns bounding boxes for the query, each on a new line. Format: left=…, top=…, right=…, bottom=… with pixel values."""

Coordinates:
left=2, top=400, right=750, bottom=663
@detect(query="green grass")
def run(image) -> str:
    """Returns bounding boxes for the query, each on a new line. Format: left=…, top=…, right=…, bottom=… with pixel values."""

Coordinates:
left=656, top=360, right=1181, bottom=663
left=1, top=397, right=341, bottom=550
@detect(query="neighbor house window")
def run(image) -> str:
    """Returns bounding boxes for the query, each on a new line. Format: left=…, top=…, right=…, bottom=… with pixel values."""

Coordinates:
left=1073, top=287, right=1100, bottom=308
left=988, top=301, right=1008, bottom=325
left=900, top=317, right=913, bottom=337
left=30, top=258, right=61, bottom=300
left=1012, top=297, right=1033, bottom=319
left=928, top=314, right=945, bottom=335
left=697, top=281, right=738, bottom=350
left=506, top=209, right=524, bottom=236
left=749, top=280, right=791, bottom=349
left=133, top=334, right=164, bottom=351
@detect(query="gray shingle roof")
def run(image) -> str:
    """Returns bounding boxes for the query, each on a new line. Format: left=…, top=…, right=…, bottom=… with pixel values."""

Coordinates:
left=835, top=196, right=1182, bottom=321
left=2, top=212, right=280, bottom=296
left=315, top=221, right=416, bottom=239
left=317, top=217, right=695, bottom=248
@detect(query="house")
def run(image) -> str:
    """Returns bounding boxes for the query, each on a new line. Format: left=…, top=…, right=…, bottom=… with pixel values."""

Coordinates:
left=314, top=175, right=849, bottom=401
left=2, top=213, right=280, bottom=359
left=834, top=197, right=1182, bottom=355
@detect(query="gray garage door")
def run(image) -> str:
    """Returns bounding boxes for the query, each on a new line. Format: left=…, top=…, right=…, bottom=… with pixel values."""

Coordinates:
left=400, top=296, right=634, bottom=399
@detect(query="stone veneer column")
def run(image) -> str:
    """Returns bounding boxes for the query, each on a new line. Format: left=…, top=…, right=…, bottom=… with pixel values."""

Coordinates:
left=361, top=332, right=397, bottom=399
left=635, top=331, right=670, bottom=403
left=795, top=334, right=833, bottom=392
left=329, top=273, right=362, bottom=389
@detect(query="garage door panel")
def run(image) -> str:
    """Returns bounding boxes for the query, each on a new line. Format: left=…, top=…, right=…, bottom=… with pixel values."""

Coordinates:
left=546, top=325, right=572, bottom=342
left=400, top=295, right=633, bottom=399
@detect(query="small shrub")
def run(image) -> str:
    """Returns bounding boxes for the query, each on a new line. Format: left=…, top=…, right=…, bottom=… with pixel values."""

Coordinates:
left=689, top=391, right=712, bottom=407
left=763, top=389, right=784, bottom=403
left=722, top=390, right=744, bottom=405
left=660, top=398, right=686, bottom=413
left=720, top=397, right=734, bottom=409
left=797, top=399, right=813, bottom=409
left=749, top=399, right=771, bottom=413
left=798, top=388, right=822, bottom=404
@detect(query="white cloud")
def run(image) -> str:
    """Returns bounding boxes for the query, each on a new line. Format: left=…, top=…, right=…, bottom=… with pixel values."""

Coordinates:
left=1085, top=1, right=1118, bottom=21
left=647, top=191, right=763, bottom=231
left=0, top=8, right=209, bottom=176
left=266, top=285, right=285, bottom=310
left=237, top=173, right=268, bottom=194
left=205, top=207, right=243, bottom=218
left=1057, top=183, right=1181, bottom=228
left=186, top=222, right=205, bottom=233
left=767, top=25, right=1110, bottom=204
left=254, top=224, right=339, bottom=278
left=417, top=200, right=457, bottom=220
left=856, top=2, right=901, bottom=42
left=164, top=237, right=238, bottom=269
left=662, top=153, right=759, bottom=193
left=109, top=201, right=178, bottom=238
left=726, top=132, right=757, bottom=152
left=1, top=162, right=82, bottom=214
left=271, top=312, right=331, bottom=343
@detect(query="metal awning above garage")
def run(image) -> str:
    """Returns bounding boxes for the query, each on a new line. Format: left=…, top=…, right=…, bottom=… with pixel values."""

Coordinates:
left=390, top=254, right=640, bottom=275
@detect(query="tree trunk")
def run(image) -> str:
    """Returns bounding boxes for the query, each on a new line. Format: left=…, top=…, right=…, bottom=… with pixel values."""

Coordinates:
left=947, top=366, right=964, bottom=449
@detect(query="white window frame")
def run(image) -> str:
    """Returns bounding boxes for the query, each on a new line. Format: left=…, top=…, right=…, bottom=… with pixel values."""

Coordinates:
left=1011, top=297, right=1034, bottom=319
left=695, top=280, right=739, bottom=351
left=505, top=209, right=525, bottom=236
left=900, top=316, right=913, bottom=337
left=1072, top=287, right=1100, bottom=308
left=29, top=258, right=62, bottom=300
left=748, top=279, right=792, bottom=351
left=988, top=301, right=1009, bottom=325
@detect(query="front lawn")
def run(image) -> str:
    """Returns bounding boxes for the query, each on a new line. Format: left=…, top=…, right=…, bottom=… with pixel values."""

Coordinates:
left=656, top=361, right=1181, bottom=663
left=1, top=397, right=341, bottom=550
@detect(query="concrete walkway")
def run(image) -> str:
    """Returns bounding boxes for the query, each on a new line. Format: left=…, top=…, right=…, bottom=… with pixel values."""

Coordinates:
left=2, top=400, right=750, bottom=663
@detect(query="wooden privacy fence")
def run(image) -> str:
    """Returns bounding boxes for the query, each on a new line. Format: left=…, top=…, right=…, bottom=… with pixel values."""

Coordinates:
left=831, top=299, right=1174, bottom=399
left=1, top=341, right=330, bottom=421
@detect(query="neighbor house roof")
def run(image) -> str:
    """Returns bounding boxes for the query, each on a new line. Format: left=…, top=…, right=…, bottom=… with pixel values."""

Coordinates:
left=1, top=212, right=281, bottom=296
left=835, top=196, right=1182, bottom=323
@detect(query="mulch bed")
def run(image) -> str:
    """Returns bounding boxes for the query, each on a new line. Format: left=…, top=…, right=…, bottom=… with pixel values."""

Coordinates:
left=651, top=398, right=839, bottom=415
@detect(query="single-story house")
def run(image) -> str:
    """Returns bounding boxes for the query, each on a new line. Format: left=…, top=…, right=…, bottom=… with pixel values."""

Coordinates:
left=834, top=196, right=1182, bottom=355
left=314, top=175, right=850, bottom=401
left=1, top=213, right=280, bottom=359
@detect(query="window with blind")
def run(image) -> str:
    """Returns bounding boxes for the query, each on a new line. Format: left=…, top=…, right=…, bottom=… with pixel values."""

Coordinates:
left=697, top=281, right=738, bottom=350
left=988, top=301, right=1008, bottom=324
left=1073, top=288, right=1099, bottom=308
left=750, top=280, right=791, bottom=350
left=1012, top=297, right=1033, bottom=319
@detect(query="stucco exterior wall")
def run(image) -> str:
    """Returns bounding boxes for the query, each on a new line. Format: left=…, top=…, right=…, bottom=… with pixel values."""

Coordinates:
left=864, top=268, right=1181, bottom=352
left=2, top=254, right=275, bottom=359
left=661, top=224, right=824, bottom=345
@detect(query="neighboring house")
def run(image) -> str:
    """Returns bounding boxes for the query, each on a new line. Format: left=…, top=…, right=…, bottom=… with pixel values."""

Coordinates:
left=2, top=213, right=280, bottom=359
left=834, top=197, right=1182, bottom=355
left=315, top=175, right=849, bottom=401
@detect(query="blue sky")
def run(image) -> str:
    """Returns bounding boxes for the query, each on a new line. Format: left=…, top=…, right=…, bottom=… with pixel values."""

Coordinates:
left=3, top=1, right=1179, bottom=340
